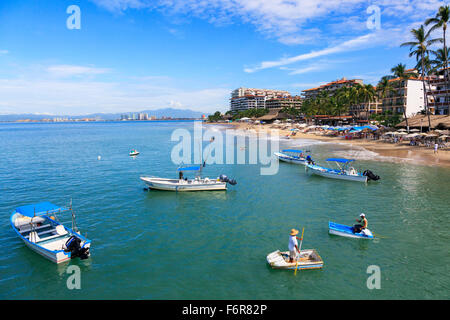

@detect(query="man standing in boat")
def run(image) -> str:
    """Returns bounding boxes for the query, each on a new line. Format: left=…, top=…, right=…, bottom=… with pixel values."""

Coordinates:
left=288, top=229, right=301, bottom=262
left=353, top=213, right=368, bottom=233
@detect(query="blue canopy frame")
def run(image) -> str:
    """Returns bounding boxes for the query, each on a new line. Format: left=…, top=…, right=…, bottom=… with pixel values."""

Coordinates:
left=15, top=202, right=66, bottom=217
left=326, top=158, right=355, bottom=163
left=177, top=166, right=201, bottom=171
left=282, top=149, right=303, bottom=153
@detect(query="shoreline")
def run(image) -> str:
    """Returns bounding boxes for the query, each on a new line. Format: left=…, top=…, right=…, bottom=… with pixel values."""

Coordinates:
left=206, top=122, right=450, bottom=169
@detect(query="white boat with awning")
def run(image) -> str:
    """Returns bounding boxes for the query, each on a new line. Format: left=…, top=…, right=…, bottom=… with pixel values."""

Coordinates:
left=274, top=149, right=311, bottom=165
left=306, top=158, right=380, bottom=183
left=11, top=202, right=91, bottom=264
left=140, top=166, right=236, bottom=192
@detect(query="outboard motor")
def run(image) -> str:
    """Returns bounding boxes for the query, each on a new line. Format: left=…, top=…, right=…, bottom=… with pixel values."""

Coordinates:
left=65, top=236, right=90, bottom=260
left=363, top=170, right=380, bottom=181
left=219, top=174, right=237, bottom=186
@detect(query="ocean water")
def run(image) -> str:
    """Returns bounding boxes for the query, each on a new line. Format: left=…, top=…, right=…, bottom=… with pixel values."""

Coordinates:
left=0, top=121, right=449, bottom=300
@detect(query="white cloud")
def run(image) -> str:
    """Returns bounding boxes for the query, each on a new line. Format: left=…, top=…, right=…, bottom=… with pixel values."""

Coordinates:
left=0, top=50, right=9, bottom=55
left=46, top=65, right=111, bottom=78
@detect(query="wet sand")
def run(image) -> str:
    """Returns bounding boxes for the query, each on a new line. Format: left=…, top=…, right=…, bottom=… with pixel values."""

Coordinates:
left=206, top=122, right=450, bottom=168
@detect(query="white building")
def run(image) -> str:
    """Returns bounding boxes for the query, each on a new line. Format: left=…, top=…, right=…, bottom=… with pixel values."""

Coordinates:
left=381, top=78, right=424, bottom=117
left=230, top=87, right=291, bottom=112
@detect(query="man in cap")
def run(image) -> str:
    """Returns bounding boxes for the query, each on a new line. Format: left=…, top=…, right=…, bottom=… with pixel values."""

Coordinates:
left=353, top=213, right=368, bottom=233
left=288, top=229, right=302, bottom=262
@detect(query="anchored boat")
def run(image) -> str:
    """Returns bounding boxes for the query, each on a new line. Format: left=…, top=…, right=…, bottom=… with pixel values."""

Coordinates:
left=328, top=221, right=374, bottom=239
left=306, top=158, right=380, bottom=183
left=129, top=149, right=140, bottom=156
left=11, top=202, right=91, bottom=264
left=140, top=166, right=236, bottom=192
left=266, top=249, right=324, bottom=270
left=274, top=149, right=309, bottom=165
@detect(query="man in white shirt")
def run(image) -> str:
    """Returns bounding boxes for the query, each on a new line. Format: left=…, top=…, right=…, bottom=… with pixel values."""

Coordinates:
left=288, top=229, right=301, bottom=262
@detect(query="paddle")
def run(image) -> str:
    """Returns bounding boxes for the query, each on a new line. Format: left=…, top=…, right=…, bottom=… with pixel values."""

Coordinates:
left=294, top=228, right=305, bottom=275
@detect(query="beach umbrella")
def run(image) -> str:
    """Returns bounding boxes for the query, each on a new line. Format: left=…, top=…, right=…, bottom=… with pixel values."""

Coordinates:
left=395, top=131, right=407, bottom=135
left=426, top=133, right=439, bottom=137
left=438, top=135, right=450, bottom=140
left=410, top=129, right=420, bottom=132
left=398, top=128, right=407, bottom=132
left=385, top=132, right=395, bottom=135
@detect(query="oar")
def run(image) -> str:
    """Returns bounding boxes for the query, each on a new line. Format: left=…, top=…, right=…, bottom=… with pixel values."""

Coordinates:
left=294, top=228, right=305, bottom=275
left=372, top=232, right=389, bottom=239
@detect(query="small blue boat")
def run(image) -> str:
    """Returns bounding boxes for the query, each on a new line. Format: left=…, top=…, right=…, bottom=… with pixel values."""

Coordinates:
left=328, top=221, right=374, bottom=239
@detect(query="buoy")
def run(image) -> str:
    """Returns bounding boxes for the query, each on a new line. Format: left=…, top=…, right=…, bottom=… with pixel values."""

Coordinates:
left=98, top=156, right=101, bottom=160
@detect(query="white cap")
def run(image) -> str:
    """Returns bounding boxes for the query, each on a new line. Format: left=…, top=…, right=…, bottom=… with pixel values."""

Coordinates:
left=360, top=213, right=365, bottom=217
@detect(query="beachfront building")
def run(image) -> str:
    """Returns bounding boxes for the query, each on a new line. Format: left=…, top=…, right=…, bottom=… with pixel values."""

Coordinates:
left=139, top=113, right=148, bottom=120
left=230, top=87, right=291, bottom=112
left=381, top=77, right=425, bottom=118
left=302, top=77, right=364, bottom=99
left=265, top=96, right=303, bottom=110
left=349, top=98, right=382, bottom=123
left=426, top=68, right=450, bottom=115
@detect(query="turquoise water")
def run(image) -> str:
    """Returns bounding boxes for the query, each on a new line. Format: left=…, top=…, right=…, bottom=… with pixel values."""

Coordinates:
left=0, top=121, right=449, bottom=299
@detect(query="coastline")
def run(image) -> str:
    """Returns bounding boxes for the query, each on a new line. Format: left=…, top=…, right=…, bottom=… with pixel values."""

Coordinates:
left=206, top=122, right=450, bottom=168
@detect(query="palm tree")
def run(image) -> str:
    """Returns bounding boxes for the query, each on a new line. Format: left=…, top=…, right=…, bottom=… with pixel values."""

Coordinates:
left=377, top=76, right=396, bottom=125
left=426, top=5, right=450, bottom=115
left=401, top=25, right=442, bottom=129
left=430, top=48, right=450, bottom=70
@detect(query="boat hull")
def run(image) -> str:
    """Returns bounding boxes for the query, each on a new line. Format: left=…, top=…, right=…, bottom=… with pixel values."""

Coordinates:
left=306, top=164, right=368, bottom=182
left=274, top=152, right=307, bottom=165
left=266, top=249, right=324, bottom=270
left=328, top=222, right=373, bottom=239
left=141, top=177, right=227, bottom=191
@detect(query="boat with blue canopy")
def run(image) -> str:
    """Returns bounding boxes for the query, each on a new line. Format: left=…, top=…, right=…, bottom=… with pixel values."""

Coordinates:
left=306, top=158, right=380, bottom=183
left=274, top=149, right=310, bottom=165
left=328, top=221, right=374, bottom=239
left=10, top=202, right=91, bottom=264
left=140, top=165, right=237, bottom=191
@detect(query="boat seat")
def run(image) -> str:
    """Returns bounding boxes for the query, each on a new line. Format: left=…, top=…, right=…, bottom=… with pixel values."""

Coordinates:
left=36, top=233, right=68, bottom=243
left=19, top=224, right=52, bottom=233
left=25, top=228, right=54, bottom=238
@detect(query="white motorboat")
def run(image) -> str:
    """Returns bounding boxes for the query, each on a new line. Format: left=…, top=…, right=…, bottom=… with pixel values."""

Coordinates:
left=274, top=149, right=309, bottom=165
left=306, top=158, right=380, bottom=183
left=11, top=202, right=91, bottom=264
left=140, top=166, right=236, bottom=192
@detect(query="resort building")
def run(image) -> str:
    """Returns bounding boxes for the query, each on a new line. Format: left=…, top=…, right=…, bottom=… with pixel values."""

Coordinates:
left=381, top=77, right=425, bottom=117
left=230, top=87, right=291, bottom=112
left=301, top=78, right=363, bottom=99
left=349, top=97, right=382, bottom=122
left=265, top=96, right=303, bottom=110
left=426, top=68, right=450, bottom=115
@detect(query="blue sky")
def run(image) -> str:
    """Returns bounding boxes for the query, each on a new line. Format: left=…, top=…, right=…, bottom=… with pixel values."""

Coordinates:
left=0, top=0, right=448, bottom=115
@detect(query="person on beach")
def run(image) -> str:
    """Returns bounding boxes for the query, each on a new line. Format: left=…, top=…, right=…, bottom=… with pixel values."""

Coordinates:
left=288, top=229, right=301, bottom=262
left=434, top=142, right=438, bottom=154
left=353, top=213, right=368, bottom=233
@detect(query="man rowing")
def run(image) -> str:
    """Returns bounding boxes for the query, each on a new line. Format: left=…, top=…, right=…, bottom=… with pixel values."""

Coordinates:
left=288, top=229, right=302, bottom=262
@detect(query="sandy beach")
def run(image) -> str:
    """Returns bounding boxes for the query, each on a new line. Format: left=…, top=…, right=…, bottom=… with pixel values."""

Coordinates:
left=207, top=122, right=450, bottom=168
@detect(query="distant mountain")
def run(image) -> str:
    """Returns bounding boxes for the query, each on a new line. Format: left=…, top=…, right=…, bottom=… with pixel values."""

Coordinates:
left=0, top=108, right=208, bottom=121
